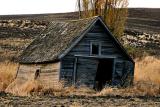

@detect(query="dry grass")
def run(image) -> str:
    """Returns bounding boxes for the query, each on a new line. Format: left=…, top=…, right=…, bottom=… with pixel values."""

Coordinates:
left=0, top=61, right=18, bottom=91
left=0, top=38, right=33, bottom=47
left=6, top=80, right=95, bottom=96
left=98, top=56, right=160, bottom=97
left=64, top=86, right=96, bottom=96
left=70, top=102, right=82, bottom=107
left=0, top=50, right=18, bottom=58
left=98, top=82, right=160, bottom=97
left=1, top=56, right=160, bottom=97
left=6, top=80, right=44, bottom=96
left=0, top=38, right=33, bottom=61
left=135, top=56, right=160, bottom=84
left=6, top=78, right=66, bottom=96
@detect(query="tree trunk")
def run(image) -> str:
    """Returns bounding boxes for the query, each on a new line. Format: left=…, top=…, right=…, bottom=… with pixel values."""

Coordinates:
left=78, top=0, right=82, bottom=18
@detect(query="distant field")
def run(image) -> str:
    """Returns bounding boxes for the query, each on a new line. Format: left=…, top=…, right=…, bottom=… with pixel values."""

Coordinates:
left=0, top=8, right=159, bottom=62
left=0, top=8, right=159, bottom=33
left=0, top=12, right=78, bottom=21
left=127, top=8, right=160, bottom=34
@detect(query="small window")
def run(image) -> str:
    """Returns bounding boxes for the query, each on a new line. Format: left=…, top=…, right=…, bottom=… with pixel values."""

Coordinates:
left=91, top=42, right=101, bottom=55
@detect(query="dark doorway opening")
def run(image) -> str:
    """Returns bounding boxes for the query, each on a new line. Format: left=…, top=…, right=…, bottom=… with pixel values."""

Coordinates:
left=94, top=59, right=113, bottom=91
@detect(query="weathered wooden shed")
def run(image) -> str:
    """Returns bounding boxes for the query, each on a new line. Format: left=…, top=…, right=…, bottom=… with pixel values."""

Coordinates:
left=17, top=16, right=135, bottom=90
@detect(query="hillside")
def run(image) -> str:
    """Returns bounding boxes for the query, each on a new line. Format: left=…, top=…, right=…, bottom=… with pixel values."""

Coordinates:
left=0, top=8, right=159, bottom=34
left=0, top=8, right=159, bottom=62
left=127, top=8, right=160, bottom=34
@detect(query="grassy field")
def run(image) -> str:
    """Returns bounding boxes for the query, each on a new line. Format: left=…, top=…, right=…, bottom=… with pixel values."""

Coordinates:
left=0, top=61, right=18, bottom=91
left=1, top=56, right=159, bottom=96
left=0, top=38, right=33, bottom=62
left=0, top=56, right=160, bottom=106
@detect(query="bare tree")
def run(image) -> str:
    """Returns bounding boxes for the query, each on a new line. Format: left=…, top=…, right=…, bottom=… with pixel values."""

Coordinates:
left=78, top=0, right=82, bottom=18
left=77, top=0, right=128, bottom=37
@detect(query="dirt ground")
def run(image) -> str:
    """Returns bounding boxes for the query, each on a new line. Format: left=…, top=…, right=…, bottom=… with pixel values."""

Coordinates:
left=0, top=93, right=160, bottom=107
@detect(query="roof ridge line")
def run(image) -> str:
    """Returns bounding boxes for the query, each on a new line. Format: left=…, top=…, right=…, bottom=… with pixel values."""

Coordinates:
left=50, top=16, right=100, bottom=22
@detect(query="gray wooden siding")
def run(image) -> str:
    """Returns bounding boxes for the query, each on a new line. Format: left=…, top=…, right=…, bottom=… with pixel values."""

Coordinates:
left=69, top=32, right=127, bottom=59
left=76, top=58, right=98, bottom=88
left=17, top=62, right=60, bottom=88
left=113, top=59, right=134, bottom=86
left=60, top=55, right=74, bottom=85
left=61, top=22, right=134, bottom=86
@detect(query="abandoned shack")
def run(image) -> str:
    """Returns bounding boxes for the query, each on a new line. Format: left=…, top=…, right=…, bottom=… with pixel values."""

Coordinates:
left=17, top=16, right=135, bottom=90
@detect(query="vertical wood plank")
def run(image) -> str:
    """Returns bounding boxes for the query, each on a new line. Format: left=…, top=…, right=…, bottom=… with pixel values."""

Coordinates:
left=73, top=57, right=78, bottom=85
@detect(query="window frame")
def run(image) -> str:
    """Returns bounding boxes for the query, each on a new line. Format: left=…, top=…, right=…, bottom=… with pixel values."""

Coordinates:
left=90, top=41, right=101, bottom=56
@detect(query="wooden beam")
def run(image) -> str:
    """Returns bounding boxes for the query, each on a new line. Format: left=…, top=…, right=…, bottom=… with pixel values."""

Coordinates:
left=111, top=58, right=116, bottom=85
left=74, top=55, right=116, bottom=59
left=73, top=57, right=78, bottom=85
left=59, top=61, right=62, bottom=81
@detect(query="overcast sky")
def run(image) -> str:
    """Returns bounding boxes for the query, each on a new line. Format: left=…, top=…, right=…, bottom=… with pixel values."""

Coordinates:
left=0, top=0, right=159, bottom=15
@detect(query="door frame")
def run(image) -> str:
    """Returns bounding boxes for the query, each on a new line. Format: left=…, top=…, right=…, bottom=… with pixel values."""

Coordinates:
left=94, top=58, right=115, bottom=88
left=73, top=55, right=116, bottom=86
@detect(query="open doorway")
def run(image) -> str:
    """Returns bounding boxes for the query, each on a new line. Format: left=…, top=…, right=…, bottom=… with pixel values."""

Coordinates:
left=94, top=59, right=113, bottom=91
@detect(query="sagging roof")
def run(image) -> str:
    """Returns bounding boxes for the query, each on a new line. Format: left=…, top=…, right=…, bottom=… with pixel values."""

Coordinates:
left=19, top=16, right=134, bottom=64
left=19, top=16, right=98, bottom=63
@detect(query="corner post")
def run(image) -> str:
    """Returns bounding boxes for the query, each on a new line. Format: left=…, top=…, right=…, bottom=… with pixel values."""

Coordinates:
left=111, top=58, right=116, bottom=85
left=73, top=57, right=78, bottom=85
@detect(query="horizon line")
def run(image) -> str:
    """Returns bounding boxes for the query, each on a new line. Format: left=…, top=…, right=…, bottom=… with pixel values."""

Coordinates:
left=0, top=7, right=159, bottom=16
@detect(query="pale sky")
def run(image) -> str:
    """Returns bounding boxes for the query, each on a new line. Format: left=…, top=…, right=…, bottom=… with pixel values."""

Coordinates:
left=0, top=0, right=159, bottom=15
